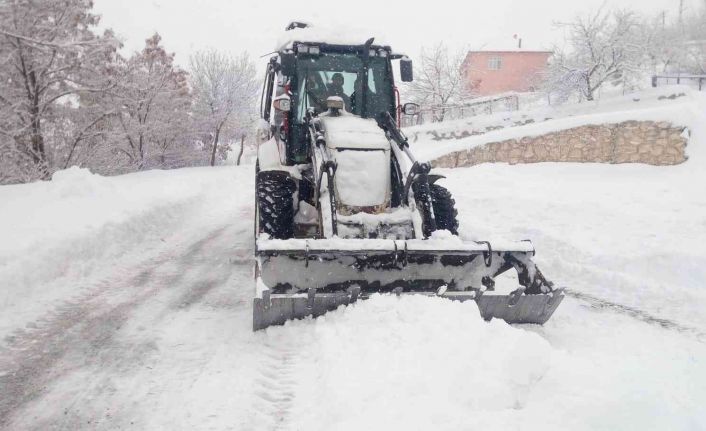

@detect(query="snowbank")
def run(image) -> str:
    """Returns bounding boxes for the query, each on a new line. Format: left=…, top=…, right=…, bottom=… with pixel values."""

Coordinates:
left=0, top=166, right=247, bottom=337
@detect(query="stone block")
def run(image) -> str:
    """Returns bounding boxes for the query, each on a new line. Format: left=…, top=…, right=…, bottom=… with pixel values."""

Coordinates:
left=523, top=147, right=536, bottom=162
left=549, top=146, right=561, bottom=160
left=456, top=150, right=469, bottom=166
left=534, top=144, right=548, bottom=160
left=614, top=153, right=630, bottom=163
left=509, top=148, right=523, bottom=159
left=567, top=148, right=583, bottom=161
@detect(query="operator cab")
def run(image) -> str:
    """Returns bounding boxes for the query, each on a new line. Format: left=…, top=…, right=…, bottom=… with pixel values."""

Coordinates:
left=259, top=23, right=416, bottom=165
left=294, top=48, right=394, bottom=119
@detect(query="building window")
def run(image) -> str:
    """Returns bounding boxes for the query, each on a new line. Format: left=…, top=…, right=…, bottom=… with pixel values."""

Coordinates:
left=487, top=56, right=502, bottom=70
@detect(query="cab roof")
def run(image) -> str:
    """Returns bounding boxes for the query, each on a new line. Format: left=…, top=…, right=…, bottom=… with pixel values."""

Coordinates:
left=275, top=21, right=392, bottom=53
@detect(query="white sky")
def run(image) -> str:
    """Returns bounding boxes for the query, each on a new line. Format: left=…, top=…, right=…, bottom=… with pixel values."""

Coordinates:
left=94, top=0, right=701, bottom=68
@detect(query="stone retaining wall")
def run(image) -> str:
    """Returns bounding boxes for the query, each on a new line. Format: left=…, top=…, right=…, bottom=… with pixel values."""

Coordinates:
left=431, top=121, right=688, bottom=168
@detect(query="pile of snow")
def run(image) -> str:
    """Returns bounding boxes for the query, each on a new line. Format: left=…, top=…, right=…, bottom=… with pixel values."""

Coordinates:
left=277, top=295, right=553, bottom=429
left=264, top=294, right=706, bottom=430
left=0, top=165, right=246, bottom=337
left=51, top=167, right=115, bottom=198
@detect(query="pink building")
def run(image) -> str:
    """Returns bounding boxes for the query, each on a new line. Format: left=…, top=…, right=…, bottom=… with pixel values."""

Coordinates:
left=461, top=49, right=552, bottom=96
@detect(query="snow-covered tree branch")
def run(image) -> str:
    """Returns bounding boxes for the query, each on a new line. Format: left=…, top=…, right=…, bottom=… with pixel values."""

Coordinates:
left=104, top=34, right=196, bottom=171
left=0, top=0, right=120, bottom=182
left=546, top=3, right=706, bottom=103
left=547, top=8, right=647, bottom=102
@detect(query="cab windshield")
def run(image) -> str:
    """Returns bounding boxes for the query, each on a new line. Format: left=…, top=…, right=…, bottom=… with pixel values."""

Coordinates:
left=294, top=52, right=393, bottom=122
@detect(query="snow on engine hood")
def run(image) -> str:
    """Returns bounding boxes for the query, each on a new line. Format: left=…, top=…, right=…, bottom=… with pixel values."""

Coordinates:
left=319, top=114, right=391, bottom=150
left=318, top=113, right=392, bottom=209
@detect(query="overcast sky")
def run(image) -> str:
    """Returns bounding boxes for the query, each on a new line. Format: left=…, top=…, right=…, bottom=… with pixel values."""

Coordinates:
left=94, top=0, right=701, bottom=68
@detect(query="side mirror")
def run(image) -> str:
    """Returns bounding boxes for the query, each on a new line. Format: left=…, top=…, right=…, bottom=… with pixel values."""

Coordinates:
left=402, top=102, right=420, bottom=116
left=400, top=56, right=413, bottom=82
left=279, top=51, right=296, bottom=76
left=273, top=95, right=291, bottom=112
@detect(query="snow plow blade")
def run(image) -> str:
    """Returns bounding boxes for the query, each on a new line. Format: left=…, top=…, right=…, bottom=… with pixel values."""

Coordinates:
left=253, top=290, right=564, bottom=330
left=253, top=238, right=564, bottom=330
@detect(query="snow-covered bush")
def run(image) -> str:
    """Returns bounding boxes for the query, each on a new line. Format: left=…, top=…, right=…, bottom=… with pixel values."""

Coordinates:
left=545, top=8, right=648, bottom=102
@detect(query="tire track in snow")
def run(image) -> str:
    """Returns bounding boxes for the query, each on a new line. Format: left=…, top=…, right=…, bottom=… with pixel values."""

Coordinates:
left=506, top=228, right=706, bottom=340
left=0, top=222, right=237, bottom=429
left=241, top=192, right=301, bottom=430
left=0, top=256, right=174, bottom=428
left=246, top=337, right=301, bottom=431
left=565, top=289, right=706, bottom=341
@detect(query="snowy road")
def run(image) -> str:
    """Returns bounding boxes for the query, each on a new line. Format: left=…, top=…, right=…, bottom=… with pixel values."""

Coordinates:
left=1, top=163, right=705, bottom=430
left=1, top=184, right=258, bottom=429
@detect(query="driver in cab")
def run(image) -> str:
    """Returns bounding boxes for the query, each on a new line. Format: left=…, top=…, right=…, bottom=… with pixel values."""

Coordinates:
left=327, top=73, right=351, bottom=111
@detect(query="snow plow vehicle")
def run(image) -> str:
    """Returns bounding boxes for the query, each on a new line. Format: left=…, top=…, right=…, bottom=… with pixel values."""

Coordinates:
left=253, top=22, right=564, bottom=330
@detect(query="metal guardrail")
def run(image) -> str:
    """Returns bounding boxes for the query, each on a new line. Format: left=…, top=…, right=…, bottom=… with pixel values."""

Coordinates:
left=651, top=74, right=706, bottom=90
left=401, top=94, right=520, bottom=127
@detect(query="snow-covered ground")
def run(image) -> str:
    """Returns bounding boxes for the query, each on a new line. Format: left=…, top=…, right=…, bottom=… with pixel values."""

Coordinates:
left=1, top=88, right=706, bottom=430
left=0, top=166, right=248, bottom=339
left=411, top=86, right=706, bottom=332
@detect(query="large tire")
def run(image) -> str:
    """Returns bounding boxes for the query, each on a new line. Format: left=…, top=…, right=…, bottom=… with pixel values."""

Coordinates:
left=430, top=183, right=459, bottom=235
left=257, top=170, right=297, bottom=239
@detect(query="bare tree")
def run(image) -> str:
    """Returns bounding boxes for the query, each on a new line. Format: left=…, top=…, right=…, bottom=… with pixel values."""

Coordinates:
left=0, top=0, right=120, bottom=182
left=405, top=42, right=468, bottom=122
left=189, top=50, right=258, bottom=166
left=681, top=3, right=706, bottom=74
left=643, top=13, right=686, bottom=74
left=549, top=8, right=646, bottom=101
